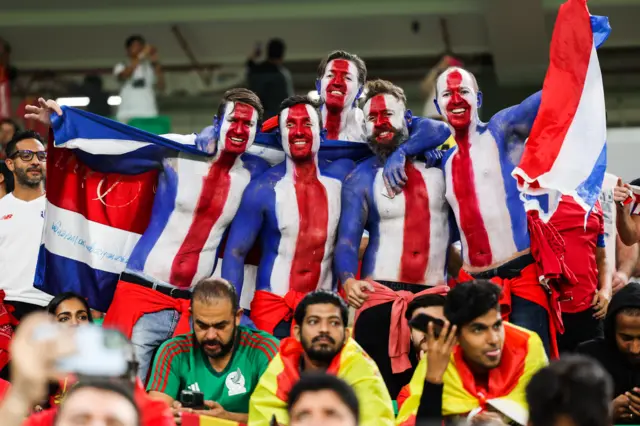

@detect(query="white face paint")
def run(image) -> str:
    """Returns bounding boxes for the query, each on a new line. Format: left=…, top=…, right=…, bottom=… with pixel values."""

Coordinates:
left=435, top=67, right=479, bottom=130
left=217, top=101, right=259, bottom=154
left=319, top=59, right=361, bottom=111
left=279, top=103, right=322, bottom=161
left=363, top=93, right=407, bottom=145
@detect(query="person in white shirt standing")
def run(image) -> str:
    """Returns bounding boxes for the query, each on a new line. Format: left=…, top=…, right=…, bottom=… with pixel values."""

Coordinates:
left=114, top=35, right=165, bottom=123
left=0, top=130, right=51, bottom=319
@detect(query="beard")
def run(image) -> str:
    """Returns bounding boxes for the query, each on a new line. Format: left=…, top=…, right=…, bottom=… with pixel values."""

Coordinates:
left=14, top=165, right=43, bottom=188
left=301, top=332, right=345, bottom=366
left=367, top=125, right=409, bottom=162
left=200, top=324, right=237, bottom=360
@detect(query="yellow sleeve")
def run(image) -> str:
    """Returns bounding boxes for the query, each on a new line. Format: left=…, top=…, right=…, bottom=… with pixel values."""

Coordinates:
left=248, top=362, right=289, bottom=426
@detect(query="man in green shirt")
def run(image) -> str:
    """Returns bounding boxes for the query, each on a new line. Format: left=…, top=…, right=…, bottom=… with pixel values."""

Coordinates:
left=147, top=277, right=279, bottom=423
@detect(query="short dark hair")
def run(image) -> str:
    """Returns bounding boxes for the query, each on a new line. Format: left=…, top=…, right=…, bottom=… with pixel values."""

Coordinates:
left=46, top=292, right=94, bottom=322
left=5, top=130, right=44, bottom=158
left=125, top=35, right=145, bottom=49
left=288, top=373, right=359, bottom=422
left=444, top=280, right=501, bottom=327
left=362, top=79, right=407, bottom=107
left=405, top=294, right=446, bottom=321
left=0, top=162, right=14, bottom=193
left=278, top=95, right=322, bottom=123
left=317, top=50, right=367, bottom=86
left=619, top=307, right=640, bottom=317
left=216, top=88, right=264, bottom=122
left=526, top=355, right=612, bottom=426
left=192, top=277, right=239, bottom=313
left=267, top=38, right=286, bottom=60
left=0, top=118, right=19, bottom=134
left=294, top=290, right=349, bottom=327
left=60, top=379, right=140, bottom=426
left=434, top=66, right=480, bottom=97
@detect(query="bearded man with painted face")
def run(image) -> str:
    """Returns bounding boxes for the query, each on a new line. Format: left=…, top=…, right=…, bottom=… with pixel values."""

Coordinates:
left=222, top=95, right=356, bottom=339
left=333, top=79, right=451, bottom=397
left=26, top=89, right=270, bottom=381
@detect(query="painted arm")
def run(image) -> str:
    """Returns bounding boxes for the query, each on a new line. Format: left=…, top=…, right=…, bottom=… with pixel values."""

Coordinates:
left=221, top=181, right=266, bottom=297
left=382, top=117, right=452, bottom=195
left=501, top=91, right=542, bottom=144
left=334, top=171, right=369, bottom=283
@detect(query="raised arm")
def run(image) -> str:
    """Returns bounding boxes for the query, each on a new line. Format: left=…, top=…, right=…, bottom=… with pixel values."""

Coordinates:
left=222, top=180, right=266, bottom=296
left=382, top=117, right=452, bottom=195
left=334, top=170, right=369, bottom=284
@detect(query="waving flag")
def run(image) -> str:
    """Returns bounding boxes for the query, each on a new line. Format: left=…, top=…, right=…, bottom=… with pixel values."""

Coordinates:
left=512, top=0, right=610, bottom=221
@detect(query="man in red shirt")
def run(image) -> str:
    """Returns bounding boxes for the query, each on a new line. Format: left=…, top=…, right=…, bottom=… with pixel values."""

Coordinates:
left=550, top=196, right=611, bottom=352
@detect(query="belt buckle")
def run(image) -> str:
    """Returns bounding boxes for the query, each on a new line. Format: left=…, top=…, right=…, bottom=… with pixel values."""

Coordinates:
left=169, top=287, right=178, bottom=298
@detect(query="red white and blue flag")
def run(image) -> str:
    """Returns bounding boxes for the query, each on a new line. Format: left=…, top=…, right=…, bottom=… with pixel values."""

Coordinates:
left=513, top=0, right=610, bottom=221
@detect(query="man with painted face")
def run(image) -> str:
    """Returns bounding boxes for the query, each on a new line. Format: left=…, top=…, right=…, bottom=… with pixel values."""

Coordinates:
left=222, top=95, right=355, bottom=338
left=26, top=89, right=270, bottom=380
left=333, top=79, right=451, bottom=397
left=380, top=66, right=563, bottom=357
left=316, top=50, right=367, bottom=142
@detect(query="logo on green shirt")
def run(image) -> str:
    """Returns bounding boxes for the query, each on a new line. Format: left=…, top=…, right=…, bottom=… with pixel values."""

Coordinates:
left=226, top=368, right=247, bottom=397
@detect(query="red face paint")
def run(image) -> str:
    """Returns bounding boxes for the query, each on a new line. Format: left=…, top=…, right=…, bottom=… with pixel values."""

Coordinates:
left=223, top=103, right=255, bottom=154
left=285, top=104, right=314, bottom=161
left=399, top=162, right=431, bottom=283
left=368, top=95, right=395, bottom=144
left=323, top=59, right=353, bottom=139
left=445, top=70, right=472, bottom=130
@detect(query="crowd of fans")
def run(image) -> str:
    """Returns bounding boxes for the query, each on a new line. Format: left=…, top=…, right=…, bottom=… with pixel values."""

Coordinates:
left=0, top=14, right=639, bottom=426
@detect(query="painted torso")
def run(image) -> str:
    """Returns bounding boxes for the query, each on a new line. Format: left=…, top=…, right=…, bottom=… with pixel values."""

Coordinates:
left=253, top=159, right=351, bottom=296
left=443, top=120, right=529, bottom=269
left=322, top=107, right=367, bottom=142
left=127, top=152, right=263, bottom=288
left=356, top=157, right=450, bottom=285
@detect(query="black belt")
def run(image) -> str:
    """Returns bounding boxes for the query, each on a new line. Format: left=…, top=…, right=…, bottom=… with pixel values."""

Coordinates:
left=121, top=272, right=192, bottom=300
left=468, top=253, right=535, bottom=280
left=376, top=280, right=428, bottom=294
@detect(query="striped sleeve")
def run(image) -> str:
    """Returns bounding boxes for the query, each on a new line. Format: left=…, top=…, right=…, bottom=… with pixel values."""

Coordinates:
left=147, top=335, right=193, bottom=398
left=239, top=330, right=279, bottom=376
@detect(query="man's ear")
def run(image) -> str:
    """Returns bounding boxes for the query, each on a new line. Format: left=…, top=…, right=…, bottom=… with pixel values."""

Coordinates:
left=355, top=86, right=364, bottom=101
left=404, top=109, right=413, bottom=126
left=5, top=159, right=14, bottom=173
left=212, top=116, right=221, bottom=141
left=315, top=79, right=321, bottom=96
left=235, top=308, right=243, bottom=326
left=293, top=325, right=301, bottom=342
left=477, top=91, right=483, bottom=109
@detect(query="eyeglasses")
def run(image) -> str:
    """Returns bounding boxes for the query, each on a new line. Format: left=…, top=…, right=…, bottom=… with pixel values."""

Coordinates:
left=9, top=150, right=47, bottom=162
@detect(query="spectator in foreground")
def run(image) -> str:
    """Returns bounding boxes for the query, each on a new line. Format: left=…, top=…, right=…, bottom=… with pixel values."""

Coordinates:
left=526, top=355, right=612, bottom=426
left=0, top=131, right=51, bottom=319
left=114, top=34, right=165, bottom=123
left=397, top=280, right=548, bottom=426
left=288, top=373, right=359, bottom=426
left=550, top=196, right=610, bottom=352
left=147, top=277, right=278, bottom=424
left=577, top=282, right=640, bottom=424
left=247, top=38, right=294, bottom=119
left=249, top=290, right=394, bottom=426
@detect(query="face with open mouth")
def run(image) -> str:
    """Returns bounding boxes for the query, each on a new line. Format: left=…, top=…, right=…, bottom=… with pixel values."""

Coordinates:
left=218, top=101, right=258, bottom=154
left=280, top=103, right=321, bottom=162
left=363, top=93, right=407, bottom=145
left=436, top=67, right=479, bottom=130
left=320, top=59, right=360, bottom=111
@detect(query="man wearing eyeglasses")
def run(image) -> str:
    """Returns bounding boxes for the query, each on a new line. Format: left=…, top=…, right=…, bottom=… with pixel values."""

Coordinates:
left=0, top=130, right=51, bottom=320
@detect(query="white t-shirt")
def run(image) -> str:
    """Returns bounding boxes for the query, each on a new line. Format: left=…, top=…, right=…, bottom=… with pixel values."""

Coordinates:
left=0, top=194, right=52, bottom=306
left=113, top=60, right=158, bottom=123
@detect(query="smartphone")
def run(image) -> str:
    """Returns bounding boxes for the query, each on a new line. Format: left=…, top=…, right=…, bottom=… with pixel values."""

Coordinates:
left=409, top=314, right=445, bottom=338
left=34, top=323, right=129, bottom=377
left=180, top=389, right=205, bottom=410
